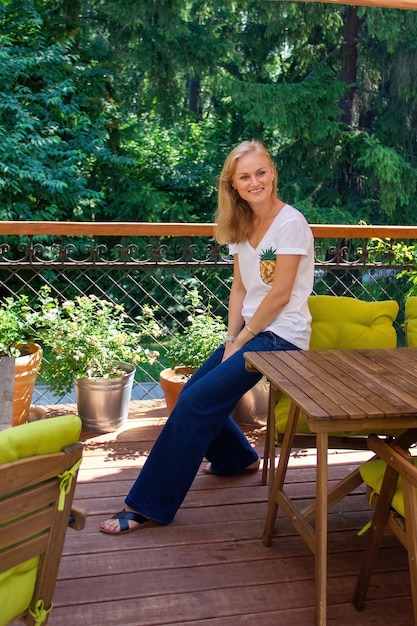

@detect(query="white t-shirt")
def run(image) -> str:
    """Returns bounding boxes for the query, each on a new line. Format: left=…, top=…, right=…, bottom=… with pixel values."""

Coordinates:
left=229, top=204, right=314, bottom=350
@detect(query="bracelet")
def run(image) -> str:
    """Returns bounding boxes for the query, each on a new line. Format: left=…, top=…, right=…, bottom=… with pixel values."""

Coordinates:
left=245, top=324, right=256, bottom=337
left=224, top=335, right=235, bottom=343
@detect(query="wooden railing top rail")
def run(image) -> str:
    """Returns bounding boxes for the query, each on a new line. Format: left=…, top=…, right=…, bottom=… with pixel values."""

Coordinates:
left=1, top=221, right=417, bottom=239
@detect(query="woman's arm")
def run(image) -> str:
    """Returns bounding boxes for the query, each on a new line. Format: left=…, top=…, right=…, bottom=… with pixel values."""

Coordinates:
left=227, top=253, right=301, bottom=355
left=222, top=255, right=246, bottom=360
left=226, top=255, right=246, bottom=337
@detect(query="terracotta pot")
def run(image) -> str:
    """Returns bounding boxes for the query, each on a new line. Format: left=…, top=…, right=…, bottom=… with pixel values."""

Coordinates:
left=159, top=367, right=194, bottom=415
left=159, top=367, right=268, bottom=427
left=13, top=342, right=43, bottom=426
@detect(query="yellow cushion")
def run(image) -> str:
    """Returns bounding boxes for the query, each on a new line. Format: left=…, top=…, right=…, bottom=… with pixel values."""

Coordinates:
left=405, top=297, right=417, bottom=347
left=359, top=457, right=417, bottom=518
left=0, top=558, right=39, bottom=626
left=0, top=414, right=82, bottom=464
left=308, top=296, right=399, bottom=350
left=275, top=296, right=399, bottom=437
left=0, top=414, right=82, bottom=626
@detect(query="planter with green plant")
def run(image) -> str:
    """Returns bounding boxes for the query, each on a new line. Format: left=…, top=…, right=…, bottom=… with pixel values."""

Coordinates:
left=0, top=293, right=43, bottom=427
left=160, top=292, right=227, bottom=414
left=160, top=289, right=267, bottom=426
left=36, top=287, right=161, bottom=432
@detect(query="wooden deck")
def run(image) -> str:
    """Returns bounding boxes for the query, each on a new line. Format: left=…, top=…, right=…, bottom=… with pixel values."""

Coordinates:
left=39, top=401, right=414, bottom=625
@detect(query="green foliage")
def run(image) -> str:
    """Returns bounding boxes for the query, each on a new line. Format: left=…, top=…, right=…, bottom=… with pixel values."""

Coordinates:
left=0, top=0, right=128, bottom=220
left=165, top=288, right=226, bottom=369
left=366, top=237, right=417, bottom=265
left=35, top=287, right=162, bottom=394
left=357, top=135, right=417, bottom=217
left=364, top=236, right=417, bottom=300
left=2, top=0, right=417, bottom=225
left=0, top=293, right=38, bottom=357
left=101, top=116, right=230, bottom=222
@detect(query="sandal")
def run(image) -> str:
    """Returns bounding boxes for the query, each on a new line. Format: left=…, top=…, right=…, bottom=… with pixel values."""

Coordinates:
left=100, top=509, right=154, bottom=535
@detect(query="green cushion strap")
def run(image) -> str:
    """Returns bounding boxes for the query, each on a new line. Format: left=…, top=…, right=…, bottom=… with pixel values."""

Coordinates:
left=357, top=488, right=379, bottom=536
left=357, top=519, right=372, bottom=536
left=58, top=457, right=82, bottom=511
left=28, top=599, right=53, bottom=625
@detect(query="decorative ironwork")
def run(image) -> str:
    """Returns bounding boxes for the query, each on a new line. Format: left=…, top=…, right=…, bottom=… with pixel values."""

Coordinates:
left=0, top=235, right=231, bottom=266
left=1, top=227, right=416, bottom=406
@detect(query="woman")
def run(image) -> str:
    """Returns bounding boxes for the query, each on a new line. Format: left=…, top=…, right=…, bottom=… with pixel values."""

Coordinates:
left=100, top=139, right=314, bottom=534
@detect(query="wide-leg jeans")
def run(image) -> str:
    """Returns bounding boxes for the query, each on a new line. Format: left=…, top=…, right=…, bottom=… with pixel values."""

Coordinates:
left=125, top=331, right=299, bottom=524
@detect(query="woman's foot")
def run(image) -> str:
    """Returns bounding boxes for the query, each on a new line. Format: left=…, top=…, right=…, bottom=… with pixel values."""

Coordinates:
left=99, top=507, right=154, bottom=534
left=202, top=458, right=260, bottom=475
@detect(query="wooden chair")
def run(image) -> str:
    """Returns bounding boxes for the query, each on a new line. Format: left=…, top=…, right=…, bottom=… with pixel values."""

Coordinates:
left=353, top=431, right=417, bottom=622
left=262, top=295, right=400, bottom=486
left=405, top=296, right=417, bottom=347
left=0, top=414, right=86, bottom=626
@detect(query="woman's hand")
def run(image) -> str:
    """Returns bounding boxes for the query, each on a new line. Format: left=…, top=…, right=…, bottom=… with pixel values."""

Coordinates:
left=222, top=341, right=238, bottom=362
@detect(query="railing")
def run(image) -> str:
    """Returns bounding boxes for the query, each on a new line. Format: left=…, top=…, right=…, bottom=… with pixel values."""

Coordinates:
left=1, top=221, right=417, bottom=405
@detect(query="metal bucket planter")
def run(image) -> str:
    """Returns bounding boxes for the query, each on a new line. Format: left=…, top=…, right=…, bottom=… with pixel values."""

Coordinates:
left=75, top=362, right=135, bottom=433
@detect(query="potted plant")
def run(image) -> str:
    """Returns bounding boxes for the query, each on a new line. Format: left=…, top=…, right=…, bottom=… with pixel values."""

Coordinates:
left=159, top=289, right=268, bottom=426
left=35, top=287, right=161, bottom=433
left=0, top=293, right=43, bottom=427
left=160, top=290, right=227, bottom=414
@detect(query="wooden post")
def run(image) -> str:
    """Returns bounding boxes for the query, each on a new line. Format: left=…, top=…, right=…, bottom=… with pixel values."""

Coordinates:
left=0, top=357, right=15, bottom=429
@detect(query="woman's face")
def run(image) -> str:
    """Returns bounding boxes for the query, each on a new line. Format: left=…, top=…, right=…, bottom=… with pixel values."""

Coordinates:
left=232, top=151, right=275, bottom=207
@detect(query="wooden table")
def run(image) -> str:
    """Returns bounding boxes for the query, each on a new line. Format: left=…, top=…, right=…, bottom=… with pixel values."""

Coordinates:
left=244, top=347, right=417, bottom=626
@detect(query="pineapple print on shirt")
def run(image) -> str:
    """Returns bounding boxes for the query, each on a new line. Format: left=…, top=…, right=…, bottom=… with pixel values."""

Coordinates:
left=259, top=247, right=277, bottom=285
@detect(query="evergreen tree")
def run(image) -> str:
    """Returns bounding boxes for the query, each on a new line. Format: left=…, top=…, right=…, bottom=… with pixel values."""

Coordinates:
left=0, top=0, right=127, bottom=220
left=2, top=0, right=417, bottom=225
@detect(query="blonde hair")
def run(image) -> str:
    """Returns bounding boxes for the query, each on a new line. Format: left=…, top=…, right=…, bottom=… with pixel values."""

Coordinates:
left=214, top=140, right=278, bottom=245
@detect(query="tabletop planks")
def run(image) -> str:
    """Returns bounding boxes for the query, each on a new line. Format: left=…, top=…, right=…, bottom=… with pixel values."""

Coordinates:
left=245, top=348, right=417, bottom=425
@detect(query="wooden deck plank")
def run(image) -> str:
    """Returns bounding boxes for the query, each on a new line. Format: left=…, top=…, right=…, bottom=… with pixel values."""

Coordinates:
left=36, top=401, right=414, bottom=626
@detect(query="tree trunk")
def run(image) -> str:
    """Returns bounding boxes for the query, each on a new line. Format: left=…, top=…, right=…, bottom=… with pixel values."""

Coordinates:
left=340, top=6, right=361, bottom=128
left=187, top=77, right=201, bottom=119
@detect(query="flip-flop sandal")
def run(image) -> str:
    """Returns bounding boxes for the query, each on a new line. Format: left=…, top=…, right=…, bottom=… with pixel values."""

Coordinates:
left=202, top=460, right=260, bottom=475
left=100, top=509, right=154, bottom=535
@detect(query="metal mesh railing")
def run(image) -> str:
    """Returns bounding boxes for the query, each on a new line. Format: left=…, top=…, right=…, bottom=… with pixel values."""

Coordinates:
left=1, top=225, right=416, bottom=404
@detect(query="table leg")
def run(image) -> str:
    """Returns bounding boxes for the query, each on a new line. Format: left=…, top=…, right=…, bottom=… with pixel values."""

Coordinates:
left=262, top=384, right=278, bottom=488
left=263, top=401, right=300, bottom=547
left=315, top=431, right=328, bottom=626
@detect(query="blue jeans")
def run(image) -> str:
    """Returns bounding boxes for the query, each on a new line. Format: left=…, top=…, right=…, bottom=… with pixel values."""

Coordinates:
left=125, top=332, right=299, bottom=524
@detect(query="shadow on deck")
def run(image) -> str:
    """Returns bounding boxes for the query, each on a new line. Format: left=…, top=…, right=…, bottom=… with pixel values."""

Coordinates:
left=32, top=401, right=414, bottom=625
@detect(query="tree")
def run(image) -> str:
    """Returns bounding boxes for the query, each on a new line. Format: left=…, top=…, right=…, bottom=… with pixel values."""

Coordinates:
left=0, top=0, right=127, bottom=220
left=2, top=0, right=417, bottom=226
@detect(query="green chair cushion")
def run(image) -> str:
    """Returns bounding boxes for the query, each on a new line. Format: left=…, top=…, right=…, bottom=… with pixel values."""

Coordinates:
left=0, top=558, right=39, bottom=626
left=359, top=457, right=417, bottom=518
left=0, top=413, right=82, bottom=464
left=405, top=296, right=417, bottom=347
left=0, top=414, right=82, bottom=626
left=275, top=296, right=399, bottom=436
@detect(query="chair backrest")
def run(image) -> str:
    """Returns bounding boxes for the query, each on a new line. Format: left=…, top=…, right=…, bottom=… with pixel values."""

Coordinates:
left=275, top=296, right=399, bottom=435
left=0, top=414, right=82, bottom=626
left=308, top=295, right=399, bottom=350
left=405, top=296, right=417, bottom=347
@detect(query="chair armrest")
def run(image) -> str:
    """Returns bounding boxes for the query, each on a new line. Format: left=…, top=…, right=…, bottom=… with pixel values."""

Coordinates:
left=69, top=505, right=87, bottom=531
